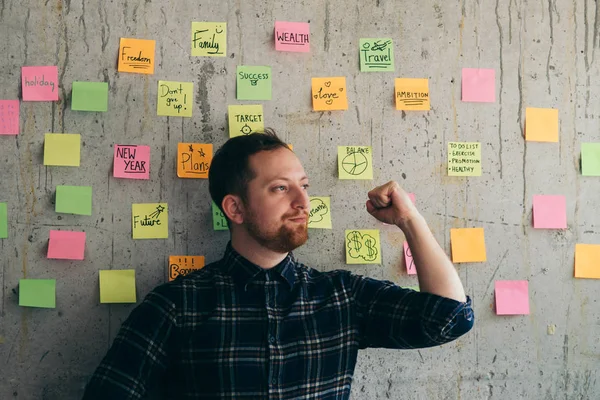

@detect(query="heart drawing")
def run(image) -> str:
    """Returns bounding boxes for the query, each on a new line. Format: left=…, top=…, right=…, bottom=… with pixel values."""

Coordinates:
left=324, top=81, right=331, bottom=87
left=325, top=99, right=334, bottom=105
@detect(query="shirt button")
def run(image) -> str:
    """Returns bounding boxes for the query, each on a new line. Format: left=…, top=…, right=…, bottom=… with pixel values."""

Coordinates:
left=269, top=335, right=276, bottom=344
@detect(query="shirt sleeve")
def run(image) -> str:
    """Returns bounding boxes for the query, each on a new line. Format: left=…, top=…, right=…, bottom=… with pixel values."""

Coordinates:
left=347, top=273, right=474, bottom=349
left=82, top=284, right=179, bottom=400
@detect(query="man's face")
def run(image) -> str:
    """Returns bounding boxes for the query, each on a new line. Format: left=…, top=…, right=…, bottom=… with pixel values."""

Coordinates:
left=241, top=147, right=310, bottom=253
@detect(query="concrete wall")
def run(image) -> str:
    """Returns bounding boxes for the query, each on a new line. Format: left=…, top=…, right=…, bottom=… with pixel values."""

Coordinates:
left=1, top=0, right=599, bottom=398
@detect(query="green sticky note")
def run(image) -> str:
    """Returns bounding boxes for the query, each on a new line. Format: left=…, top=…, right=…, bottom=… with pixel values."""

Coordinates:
left=55, top=185, right=92, bottom=215
left=359, top=38, right=395, bottom=72
left=19, top=279, right=56, bottom=308
left=71, top=82, right=108, bottom=112
left=406, top=286, right=420, bottom=292
left=212, top=202, right=229, bottom=231
left=99, top=269, right=136, bottom=303
left=0, top=202, right=7, bottom=238
left=581, top=143, right=600, bottom=176
left=237, top=66, right=272, bottom=100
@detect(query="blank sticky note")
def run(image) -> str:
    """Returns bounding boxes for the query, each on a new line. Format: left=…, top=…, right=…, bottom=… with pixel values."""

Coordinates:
left=533, top=195, right=566, bottom=229
left=0, top=100, right=19, bottom=135
left=132, top=203, right=168, bottom=239
left=275, top=21, right=310, bottom=52
left=237, top=66, right=272, bottom=100
left=575, top=244, right=600, bottom=279
left=212, top=202, right=229, bottom=231
left=177, top=143, right=212, bottom=178
left=448, top=142, right=482, bottom=176
left=338, top=146, right=373, bottom=180
left=359, top=38, right=394, bottom=72
left=44, top=133, right=81, bottom=166
left=0, top=202, right=7, bottom=239
left=19, top=279, right=56, bottom=308
left=228, top=105, right=264, bottom=137
left=395, top=78, right=430, bottom=111
left=462, top=68, right=495, bottom=102
left=525, top=107, right=559, bottom=142
left=71, top=82, right=108, bottom=112
left=308, top=197, right=332, bottom=229
left=408, top=193, right=416, bottom=204
left=113, top=145, right=150, bottom=179
left=450, top=228, right=487, bottom=263
left=55, top=185, right=92, bottom=216
left=47, top=230, right=86, bottom=260
left=581, top=143, right=600, bottom=176
left=118, top=38, right=156, bottom=74
left=345, top=229, right=381, bottom=264
left=22, top=66, right=59, bottom=101
left=168, top=256, right=205, bottom=281
left=191, top=22, right=227, bottom=57
left=157, top=81, right=193, bottom=117
left=404, top=241, right=417, bottom=275
left=312, top=77, right=348, bottom=111
left=495, top=280, right=530, bottom=315
left=99, top=270, right=136, bottom=303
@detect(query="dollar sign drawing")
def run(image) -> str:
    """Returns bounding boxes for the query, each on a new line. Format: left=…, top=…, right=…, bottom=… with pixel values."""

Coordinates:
left=365, top=238, right=376, bottom=261
left=348, top=231, right=362, bottom=257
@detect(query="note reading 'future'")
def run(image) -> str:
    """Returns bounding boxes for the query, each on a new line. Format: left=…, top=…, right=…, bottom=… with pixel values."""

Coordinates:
left=132, top=203, right=168, bottom=239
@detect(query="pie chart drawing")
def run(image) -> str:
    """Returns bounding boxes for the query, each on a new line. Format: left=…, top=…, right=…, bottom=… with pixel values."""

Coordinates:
left=342, top=152, right=369, bottom=176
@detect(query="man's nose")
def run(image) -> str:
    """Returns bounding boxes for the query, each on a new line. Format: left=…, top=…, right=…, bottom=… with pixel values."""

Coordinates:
left=292, top=186, right=310, bottom=210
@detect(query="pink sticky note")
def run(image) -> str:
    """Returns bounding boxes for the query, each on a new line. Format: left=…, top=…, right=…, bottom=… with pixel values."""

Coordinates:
left=275, top=21, right=310, bottom=52
left=533, top=195, right=567, bottom=229
left=0, top=100, right=19, bottom=135
left=113, top=145, right=150, bottom=180
left=495, top=280, right=529, bottom=315
left=47, top=230, right=86, bottom=260
left=404, top=241, right=417, bottom=275
left=408, top=193, right=416, bottom=204
left=462, top=68, right=495, bottom=103
left=21, top=66, right=59, bottom=101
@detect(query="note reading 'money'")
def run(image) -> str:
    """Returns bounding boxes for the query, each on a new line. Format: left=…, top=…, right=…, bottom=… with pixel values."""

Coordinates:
left=312, top=77, right=348, bottom=111
left=113, top=145, right=150, bottom=180
left=345, top=229, right=381, bottom=265
left=118, top=38, right=156, bottom=74
left=0, top=100, right=19, bottom=135
left=191, top=22, right=227, bottom=57
left=22, top=66, right=59, bottom=101
left=157, top=81, right=193, bottom=117
left=448, top=142, right=481, bottom=176
left=275, top=21, right=310, bottom=52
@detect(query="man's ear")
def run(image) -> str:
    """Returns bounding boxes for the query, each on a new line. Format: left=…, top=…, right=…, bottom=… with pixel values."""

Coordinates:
left=222, top=195, right=245, bottom=225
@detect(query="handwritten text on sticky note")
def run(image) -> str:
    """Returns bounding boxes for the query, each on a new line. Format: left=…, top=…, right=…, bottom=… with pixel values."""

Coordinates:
left=345, top=229, right=381, bottom=264
left=22, top=66, right=58, bottom=101
left=177, top=143, right=212, bottom=178
left=118, top=38, right=156, bottom=74
left=308, top=197, right=332, bottom=229
left=275, top=21, right=310, bottom=52
left=448, top=142, right=481, bottom=176
left=237, top=66, right=272, bottom=100
left=228, top=105, right=264, bottom=137
left=47, top=230, right=86, bottom=260
left=169, top=256, right=205, bottom=281
left=338, top=146, right=373, bottom=180
left=395, top=79, right=430, bottom=111
left=132, top=203, right=168, bottom=239
left=312, top=77, right=348, bottom=111
left=157, top=81, right=193, bottom=117
left=191, top=22, right=227, bottom=57
left=212, top=202, right=229, bottom=231
left=359, top=38, right=394, bottom=72
left=114, top=145, right=150, bottom=179
left=404, top=241, right=417, bottom=275
left=44, top=134, right=81, bottom=166
left=0, top=100, right=19, bottom=135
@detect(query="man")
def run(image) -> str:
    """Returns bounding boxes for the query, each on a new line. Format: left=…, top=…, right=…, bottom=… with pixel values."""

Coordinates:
left=83, top=130, right=473, bottom=399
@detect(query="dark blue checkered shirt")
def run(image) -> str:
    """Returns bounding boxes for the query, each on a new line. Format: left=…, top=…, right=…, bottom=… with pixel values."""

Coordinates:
left=83, top=243, right=474, bottom=399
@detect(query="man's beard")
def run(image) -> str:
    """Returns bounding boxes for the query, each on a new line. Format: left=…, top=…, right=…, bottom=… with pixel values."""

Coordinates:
left=245, top=209, right=308, bottom=253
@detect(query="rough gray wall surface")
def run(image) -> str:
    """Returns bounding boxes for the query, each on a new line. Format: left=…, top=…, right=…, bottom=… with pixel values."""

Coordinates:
left=0, top=0, right=599, bottom=399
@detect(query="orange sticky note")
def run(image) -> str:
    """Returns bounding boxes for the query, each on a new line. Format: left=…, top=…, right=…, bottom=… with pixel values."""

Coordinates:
left=575, top=244, right=600, bottom=279
left=168, top=255, right=205, bottom=281
left=450, top=228, right=487, bottom=263
left=118, top=38, right=156, bottom=74
left=311, top=77, right=348, bottom=111
left=525, top=107, right=559, bottom=142
left=177, top=143, right=212, bottom=178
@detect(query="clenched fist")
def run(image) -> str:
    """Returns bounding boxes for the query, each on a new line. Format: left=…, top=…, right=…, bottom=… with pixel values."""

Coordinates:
left=365, top=181, right=419, bottom=227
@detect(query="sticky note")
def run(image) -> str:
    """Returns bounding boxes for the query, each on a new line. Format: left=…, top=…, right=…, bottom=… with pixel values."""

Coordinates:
left=450, top=228, right=487, bottom=263
left=71, top=82, right=108, bottom=112
left=21, top=66, right=59, bottom=101
left=55, top=185, right=92, bottom=216
left=345, top=229, right=381, bottom=264
left=461, top=68, right=495, bottom=102
left=525, top=107, right=559, bottom=142
left=157, top=81, right=193, bottom=117
left=308, top=197, right=332, bottom=229
left=408, top=193, right=416, bottom=204
left=581, top=143, right=600, bottom=176
left=575, top=244, right=600, bottom=279
left=0, top=100, right=19, bottom=135
left=338, top=146, right=373, bottom=180
left=405, top=286, right=420, bottom=292
left=191, top=22, right=226, bottom=57
left=177, top=143, right=212, bottom=178
left=212, top=202, right=229, bottom=231
left=228, top=105, right=264, bottom=137
left=118, top=38, right=155, bottom=74
left=168, top=255, right=205, bottom=281
left=47, top=230, right=86, bottom=260
left=495, top=280, right=530, bottom=315
left=237, top=66, right=272, bottom=101
left=113, top=145, right=150, bottom=179
left=533, top=195, right=567, bottom=229
left=99, top=269, right=136, bottom=303
left=359, top=38, right=394, bottom=72
left=395, top=79, right=430, bottom=111
left=44, top=133, right=81, bottom=166
left=448, top=142, right=481, bottom=176
left=312, top=77, right=348, bottom=111
left=275, top=21, right=310, bottom=52
left=0, top=202, right=7, bottom=239
left=19, top=279, right=56, bottom=308
left=132, top=203, right=168, bottom=239
left=404, top=241, right=417, bottom=275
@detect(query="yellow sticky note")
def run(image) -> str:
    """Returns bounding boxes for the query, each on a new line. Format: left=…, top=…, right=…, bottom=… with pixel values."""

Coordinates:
left=448, top=142, right=482, bottom=176
left=450, top=228, right=487, bottom=263
left=228, top=105, right=264, bottom=137
left=44, top=133, right=81, bottom=166
left=525, top=107, right=559, bottom=142
left=132, top=203, right=168, bottom=239
left=308, top=197, right=332, bottom=229
left=395, top=78, right=430, bottom=111
left=99, top=269, right=136, bottom=303
left=338, top=146, right=373, bottom=180
left=345, top=229, right=381, bottom=264
left=168, top=255, right=205, bottom=281
left=157, top=81, right=193, bottom=117
left=191, top=22, right=227, bottom=57
left=575, top=244, right=600, bottom=279
left=118, top=38, right=156, bottom=74
left=312, top=77, right=348, bottom=111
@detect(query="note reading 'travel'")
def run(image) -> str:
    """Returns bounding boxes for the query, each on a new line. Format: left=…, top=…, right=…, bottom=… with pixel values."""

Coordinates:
left=448, top=142, right=481, bottom=176
left=275, top=21, right=310, bottom=52
left=359, top=38, right=394, bottom=72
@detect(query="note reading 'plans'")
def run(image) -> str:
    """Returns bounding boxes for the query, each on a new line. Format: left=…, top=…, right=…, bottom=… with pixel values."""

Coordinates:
left=448, top=142, right=481, bottom=176
left=237, top=66, right=272, bottom=101
left=359, top=38, right=394, bottom=72
left=495, top=280, right=530, bottom=315
left=228, top=105, right=264, bottom=137
left=395, top=79, right=430, bottom=111
left=345, top=229, right=381, bottom=264
left=55, top=185, right=92, bottom=216
left=169, top=256, right=205, bottom=281
left=308, top=197, right=332, bottom=229
left=44, top=134, right=81, bottom=166
left=575, top=244, right=600, bottom=279
left=312, top=77, right=348, bottom=111
left=533, top=195, right=567, bottom=229
left=525, top=107, right=559, bottom=142
left=99, top=270, right=136, bottom=303
left=0, top=100, right=19, bottom=135
left=404, top=241, right=417, bottom=275
left=19, top=279, right=56, bottom=308
left=450, top=228, right=487, bottom=263
left=212, top=202, right=229, bottom=231
left=113, top=145, right=150, bottom=180
left=22, top=66, right=59, bottom=101
left=118, top=38, right=156, bottom=74
left=177, top=143, right=212, bottom=178
left=191, top=22, right=227, bottom=57
left=462, top=68, right=495, bottom=103
left=0, top=202, right=7, bottom=239
left=132, top=203, right=168, bottom=239
left=338, top=146, right=373, bottom=180
left=581, top=143, right=600, bottom=176
left=275, top=21, right=310, bottom=52
left=47, top=230, right=86, bottom=260
left=71, top=82, right=108, bottom=112
left=157, top=81, right=193, bottom=117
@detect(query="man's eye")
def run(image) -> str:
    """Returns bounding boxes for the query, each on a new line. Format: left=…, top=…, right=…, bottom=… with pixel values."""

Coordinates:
left=275, top=186, right=286, bottom=191
left=302, top=184, right=310, bottom=190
